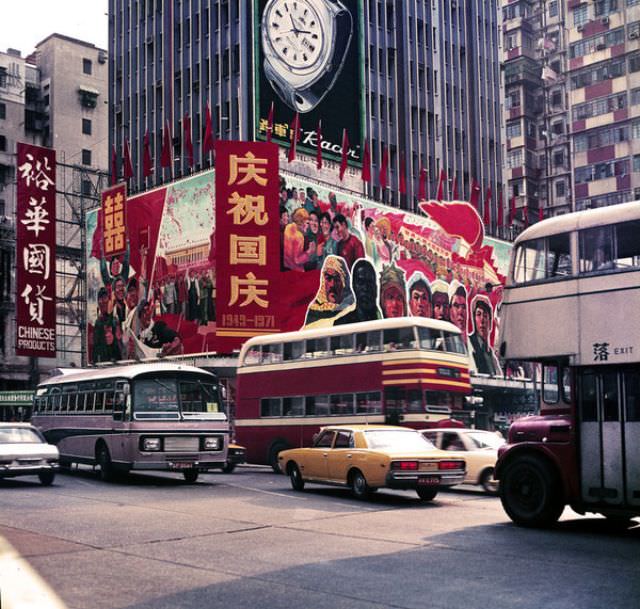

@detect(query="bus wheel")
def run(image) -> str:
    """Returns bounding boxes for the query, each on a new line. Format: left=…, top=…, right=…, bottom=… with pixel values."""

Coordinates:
left=96, top=444, right=115, bottom=482
left=349, top=469, right=370, bottom=500
left=288, top=463, right=305, bottom=491
left=268, top=442, right=288, bottom=474
left=38, top=471, right=55, bottom=486
left=481, top=468, right=499, bottom=495
left=221, top=463, right=236, bottom=474
left=500, top=455, right=564, bottom=528
left=416, top=487, right=438, bottom=501
left=183, top=469, right=199, bottom=483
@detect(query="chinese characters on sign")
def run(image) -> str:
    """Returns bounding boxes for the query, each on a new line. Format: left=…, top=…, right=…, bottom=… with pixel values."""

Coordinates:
left=215, top=141, right=280, bottom=351
left=15, top=143, right=56, bottom=357
left=101, top=184, right=127, bottom=257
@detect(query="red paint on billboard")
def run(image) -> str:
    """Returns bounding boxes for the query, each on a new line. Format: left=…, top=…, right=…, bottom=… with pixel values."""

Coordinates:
left=101, top=183, right=127, bottom=258
left=15, top=143, right=57, bottom=357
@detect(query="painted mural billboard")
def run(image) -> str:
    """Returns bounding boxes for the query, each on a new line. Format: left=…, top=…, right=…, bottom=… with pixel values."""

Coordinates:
left=86, top=167, right=511, bottom=377
left=253, top=0, right=364, bottom=165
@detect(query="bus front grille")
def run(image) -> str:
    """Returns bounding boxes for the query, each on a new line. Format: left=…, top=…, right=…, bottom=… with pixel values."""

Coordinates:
left=164, top=437, right=200, bottom=452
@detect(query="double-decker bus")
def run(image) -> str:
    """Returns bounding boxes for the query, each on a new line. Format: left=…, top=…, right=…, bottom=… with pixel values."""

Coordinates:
left=31, top=363, right=228, bottom=483
left=495, top=201, right=640, bottom=526
left=235, top=317, right=471, bottom=469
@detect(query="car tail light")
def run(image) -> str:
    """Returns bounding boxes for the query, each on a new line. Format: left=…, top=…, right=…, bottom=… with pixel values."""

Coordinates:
left=438, top=460, right=464, bottom=470
left=391, top=460, right=419, bottom=471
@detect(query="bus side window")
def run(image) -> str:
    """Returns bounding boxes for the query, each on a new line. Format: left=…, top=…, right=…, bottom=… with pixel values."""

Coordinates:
left=330, top=334, right=354, bottom=355
left=614, top=219, right=640, bottom=270
left=284, top=341, right=304, bottom=361
left=260, top=397, right=282, bottom=417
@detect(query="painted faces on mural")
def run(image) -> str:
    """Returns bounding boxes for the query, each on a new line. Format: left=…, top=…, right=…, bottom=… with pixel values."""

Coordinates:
left=324, top=268, right=345, bottom=304
left=432, top=292, right=450, bottom=321
left=450, top=292, right=468, bottom=334
left=382, top=285, right=406, bottom=318
left=352, top=261, right=377, bottom=314
left=114, top=277, right=126, bottom=303
left=474, top=301, right=492, bottom=341
left=409, top=282, right=431, bottom=317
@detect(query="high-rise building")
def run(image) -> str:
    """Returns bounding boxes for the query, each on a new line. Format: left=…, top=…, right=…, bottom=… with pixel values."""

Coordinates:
left=0, top=35, right=108, bottom=409
left=109, top=1, right=504, bottom=225
left=503, top=0, right=640, bottom=224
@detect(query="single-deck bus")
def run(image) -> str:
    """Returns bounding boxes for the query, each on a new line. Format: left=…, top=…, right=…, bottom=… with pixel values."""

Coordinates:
left=235, top=317, right=471, bottom=469
left=495, top=201, right=640, bottom=526
left=31, top=363, right=228, bottom=483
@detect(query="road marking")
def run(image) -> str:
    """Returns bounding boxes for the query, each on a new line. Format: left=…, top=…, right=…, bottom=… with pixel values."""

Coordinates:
left=0, top=536, right=68, bottom=609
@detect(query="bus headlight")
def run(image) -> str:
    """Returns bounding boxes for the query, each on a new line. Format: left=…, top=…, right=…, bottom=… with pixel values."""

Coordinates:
left=202, top=436, right=221, bottom=451
left=142, top=437, right=162, bottom=451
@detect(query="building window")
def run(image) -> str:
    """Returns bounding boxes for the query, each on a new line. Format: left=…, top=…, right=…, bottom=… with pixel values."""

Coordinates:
left=82, top=118, right=92, bottom=135
left=553, top=150, right=565, bottom=167
left=549, top=1, right=558, bottom=17
left=81, top=149, right=92, bottom=165
left=0, top=199, right=5, bottom=215
left=0, top=102, right=4, bottom=119
left=555, top=180, right=566, bottom=198
left=83, top=58, right=92, bottom=74
left=573, top=5, right=588, bottom=27
left=81, top=179, right=92, bottom=195
left=507, top=149, right=523, bottom=169
left=506, top=121, right=522, bottom=138
left=634, top=155, right=640, bottom=172
left=595, top=0, right=618, bottom=17
left=0, top=135, right=6, bottom=151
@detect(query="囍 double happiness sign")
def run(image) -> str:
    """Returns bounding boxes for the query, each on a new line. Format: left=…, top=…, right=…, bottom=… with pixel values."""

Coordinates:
left=15, top=143, right=57, bottom=357
left=215, top=140, right=280, bottom=352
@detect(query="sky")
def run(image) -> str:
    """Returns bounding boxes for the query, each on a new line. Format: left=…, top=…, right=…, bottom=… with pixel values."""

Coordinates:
left=0, top=0, right=109, bottom=56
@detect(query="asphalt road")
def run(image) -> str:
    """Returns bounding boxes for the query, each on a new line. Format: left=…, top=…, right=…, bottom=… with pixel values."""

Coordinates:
left=1, top=465, right=639, bottom=609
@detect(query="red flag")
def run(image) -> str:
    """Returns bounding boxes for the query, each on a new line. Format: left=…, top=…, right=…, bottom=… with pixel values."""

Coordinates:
left=143, top=130, right=153, bottom=178
left=266, top=101, right=274, bottom=143
left=399, top=153, right=406, bottom=195
left=436, top=168, right=447, bottom=200
left=538, top=204, right=544, bottom=222
left=111, top=144, right=118, bottom=185
left=469, top=178, right=481, bottom=209
left=203, top=103, right=215, bottom=156
left=509, top=194, right=517, bottom=224
left=160, top=120, right=172, bottom=168
left=361, top=140, right=371, bottom=182
left=418, top=167, right=427, bottom=200
left=183, top=112, right=194, bottom=167
left=288, top=112, right=299, bottom=163
left=339, top=128, right=349, bottom=180
left=451, top=173, right=459, bottom=200
left=123, top=138, right=134, bottom=179
left=497, top=187, right=504, bottom=228
left=523, top=203, right=529, bottom=228
left=316, top=119, right=323, bottom=170
left=483, top=185, right=492, bottom=227
left=379, top=146, right=389, bottom=190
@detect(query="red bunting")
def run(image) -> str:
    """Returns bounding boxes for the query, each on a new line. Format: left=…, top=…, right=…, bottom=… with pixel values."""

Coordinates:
left=339, top=128, right=349, bottom=181
left=379, top=146, right=389, bottom=190
left=123, top=138, right=134, bottom=180
left=160, top=120, right=172, bottom=168
left=361, top=140, right=371, bottom=182
left=399, top=153, right=406, bottom=195
left=203, top=103, right=215, bottom=156
left=483, top=184, right=492, bottom=228
left=143, top=130, right=153, bottom=178
left=288, top=112, right=299, bottom=163
left=497, top=187, right=504, bottom=228
left=451, top=173, right=459, bottom=200
left=436, top=168, right=447, bottom=201
left=509, top=194, right=517, bottom=224
left=469, top=178, right=481, bottom=209
left=418, top=167, right=427, bottom=200
left=183, top=112, right=194, bottom=167
left=316, top=119, right=323, bottom=170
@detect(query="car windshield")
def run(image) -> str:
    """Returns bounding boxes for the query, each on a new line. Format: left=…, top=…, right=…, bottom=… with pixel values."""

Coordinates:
left=467, top=431, right=505, bottom=450
left=364, top=430, right=436, bottom=451
left=0, top=427, right=42, bottom=444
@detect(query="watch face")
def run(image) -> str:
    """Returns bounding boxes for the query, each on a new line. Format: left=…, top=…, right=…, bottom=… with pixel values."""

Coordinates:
left=263, top=0, right=326, bottom=72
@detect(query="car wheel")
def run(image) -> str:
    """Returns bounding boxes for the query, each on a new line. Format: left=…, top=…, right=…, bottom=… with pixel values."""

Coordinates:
left=221, top=463, right=236, bottom=474
left=350, top=469, right=370, bottom=500
left=183, top=469, right=199, bottom=483
left=96, top=444, right=115, bottom=482
left=416, top=487, right=438, bottom=501
left=288, top=463, right=305, bottom=491
left=481, top=468, right=499, bottom=495
left=268, top=442, right=288, bottom=473
left=38, top=471, right=55, bottom=486
left=500, top=455, right=564, bottom=528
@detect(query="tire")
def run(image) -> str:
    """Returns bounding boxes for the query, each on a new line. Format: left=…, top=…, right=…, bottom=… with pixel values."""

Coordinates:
left=221, top=463, right=236, bottom=474
left=268, top=442, right=288, bottom=474
left=480, top=468, right=499, bottom=495
left=350, top=469, right=370, bottom=500
left=96, top=444, right=115, bottom=482
left=38, top=470, right=55, bottom=486
left=500, top=455, right=564, bottom=528
left=288, top=463, right=305, bottom=491
left=183, top=469, right=199, bottom=483
left=416, top=487, right=438, bottom=501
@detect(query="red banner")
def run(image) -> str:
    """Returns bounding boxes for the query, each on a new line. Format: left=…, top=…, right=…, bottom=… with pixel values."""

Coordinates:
left=215, top=140, right=280, bottom=352
left=15, top=143, right=56, bottom=357
left=101, top=183, right=127, bottom=258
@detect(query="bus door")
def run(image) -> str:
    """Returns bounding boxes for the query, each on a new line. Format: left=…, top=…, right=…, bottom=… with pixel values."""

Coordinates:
left=109, top=381, right=131, bottom=462
left=622, top=369, right=640, bottom=507
left=578, top=369, right=634, bottom=507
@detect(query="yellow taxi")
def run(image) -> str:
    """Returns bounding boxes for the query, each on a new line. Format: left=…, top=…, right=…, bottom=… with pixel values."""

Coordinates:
left=421, top=428, right=505, bottom=494
left=278, top=424, right=465, bottom=501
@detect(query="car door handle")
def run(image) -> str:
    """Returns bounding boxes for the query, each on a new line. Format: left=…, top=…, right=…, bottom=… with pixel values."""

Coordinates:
left=346, top=454, right=352, bottom=459
left=323, top=452, right=328, bottom=458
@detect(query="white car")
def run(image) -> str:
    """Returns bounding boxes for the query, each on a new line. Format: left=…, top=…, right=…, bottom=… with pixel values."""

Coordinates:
left=0, top=423, right=59, bottom=486
left=422, top=428, right=505, bottom=493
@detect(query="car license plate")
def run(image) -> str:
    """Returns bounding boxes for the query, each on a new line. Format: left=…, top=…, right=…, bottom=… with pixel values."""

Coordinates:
left=417, top=476, right=439, bottom=486
left=169, top=462, right=194, bottom=470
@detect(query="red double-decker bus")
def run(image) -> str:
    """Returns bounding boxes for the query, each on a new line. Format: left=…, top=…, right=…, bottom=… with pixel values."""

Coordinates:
left=235, top=317, right=471, bottom=470
left=495, top=202, right=640, bottom=527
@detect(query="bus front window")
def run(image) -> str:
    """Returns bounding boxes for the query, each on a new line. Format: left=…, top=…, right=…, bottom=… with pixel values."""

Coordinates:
left=133, top=379, right=180, bottom=420
left=179, top=381, right=227, bottom=420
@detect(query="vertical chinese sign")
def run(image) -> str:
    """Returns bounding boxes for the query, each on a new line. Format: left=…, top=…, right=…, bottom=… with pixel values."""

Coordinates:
left=215, top=140, right=280, bottom=352
left=15, top=143, right=56, bottom=357
left=101, top=183, right=127, bottom=257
